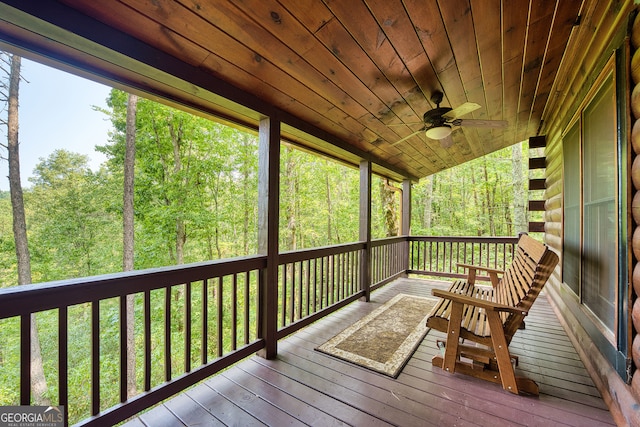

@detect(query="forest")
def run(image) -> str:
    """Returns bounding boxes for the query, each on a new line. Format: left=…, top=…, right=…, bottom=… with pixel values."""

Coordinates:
left=0, top=54, right=530, bottom=423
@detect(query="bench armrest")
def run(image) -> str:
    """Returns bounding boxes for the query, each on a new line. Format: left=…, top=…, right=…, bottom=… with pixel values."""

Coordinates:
left=432, top=289, right=528, bottom=316
left=457, top=263, right=504, bottom=286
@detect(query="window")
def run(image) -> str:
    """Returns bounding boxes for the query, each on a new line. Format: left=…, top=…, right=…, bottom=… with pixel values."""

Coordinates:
left=562, top=60, right=617, bottom=339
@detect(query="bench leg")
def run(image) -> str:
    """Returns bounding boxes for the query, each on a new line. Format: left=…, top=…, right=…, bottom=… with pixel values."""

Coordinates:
left=487, top=311, right=519, bottom=394
left=441, top=302, right=463, bottom=374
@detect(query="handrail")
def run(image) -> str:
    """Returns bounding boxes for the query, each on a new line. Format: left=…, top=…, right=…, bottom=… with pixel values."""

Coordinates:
left=0, top=235, right=517, bottom=425
left=0, top=255, right=267, bottom=319
left=408, top=235, right=519, bottom=281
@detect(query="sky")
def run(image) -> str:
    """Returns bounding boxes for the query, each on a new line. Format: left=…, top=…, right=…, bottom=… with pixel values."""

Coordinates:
left=0, top=58, right=112, bottom=190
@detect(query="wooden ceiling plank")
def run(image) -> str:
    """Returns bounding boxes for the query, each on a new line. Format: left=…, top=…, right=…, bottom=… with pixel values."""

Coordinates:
left=514, top=0, right=555, bottom=143
left=501, top=0, right=529, bottom=145
left=61, top=0, right=209, bottom=67
left=471, top=0, right=502, bottom=120
left=401, top=0, right=466, bottom=106
left=469, top=0, right=503, bottom=157
left=203, top=0, right=416, bottom=155
left=274, top=0, right=333, bottom=34
left=435, top=0, right=491, bottom=159
left=364, top=0, right=441, bottom=105
left=131, top=0, right=373, bottom=129
left=319, top=0, right=432, bottom=168
left=60, top=0, right=379, bottom=168
left=530, top=0, right=581, bottom=132
left=437, top=0, right=483, bottom=107
left=402, top=0, right=486, bottom=164
left=313, top=18, right=415, bottom=124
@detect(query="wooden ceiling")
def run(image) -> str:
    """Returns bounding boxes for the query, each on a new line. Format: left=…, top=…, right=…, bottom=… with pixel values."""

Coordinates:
left=0, top=0, right=583, bottom=180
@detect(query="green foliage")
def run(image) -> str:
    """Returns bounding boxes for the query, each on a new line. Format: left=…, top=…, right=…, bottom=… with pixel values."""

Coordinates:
left=411, top=145, right=527, bottom=237
left=0, top=84, right=527, bottom=424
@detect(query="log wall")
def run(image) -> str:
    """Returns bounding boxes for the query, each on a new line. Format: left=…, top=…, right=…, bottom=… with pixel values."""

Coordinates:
left=540, top=2, right=640, bottom=425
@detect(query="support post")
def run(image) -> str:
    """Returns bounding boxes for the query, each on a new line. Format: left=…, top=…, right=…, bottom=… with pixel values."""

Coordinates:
left=359, top=160, right=372, bottom=301
left=402, top=179, right=412, bottom=272
left=257, top=116, right=280, bottom=359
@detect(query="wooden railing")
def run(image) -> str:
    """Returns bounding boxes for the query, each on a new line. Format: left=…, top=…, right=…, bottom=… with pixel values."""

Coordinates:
left=0, top=235, right=516, bottom=426
left=408, top=236, right=520, bottom=281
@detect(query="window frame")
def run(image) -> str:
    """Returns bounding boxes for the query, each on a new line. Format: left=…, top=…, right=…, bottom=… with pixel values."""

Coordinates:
left=561, top=50, right=630, bottom=381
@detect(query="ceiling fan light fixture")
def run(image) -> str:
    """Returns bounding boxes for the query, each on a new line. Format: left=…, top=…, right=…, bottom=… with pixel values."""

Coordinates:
left=425, top=125, right=452, bottom=140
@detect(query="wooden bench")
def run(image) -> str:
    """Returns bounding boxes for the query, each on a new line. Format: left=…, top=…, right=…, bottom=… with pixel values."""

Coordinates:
left=426, top=234, right=559, bottom=395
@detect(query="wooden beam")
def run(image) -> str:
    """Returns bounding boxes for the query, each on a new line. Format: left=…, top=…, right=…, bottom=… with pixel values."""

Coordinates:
left=528, top=200, right=546, bottom=211
left=257, top=116, right=280, bottom=359
left=528, top=222, right=545, bottom=233
left=529, top=135, right=547, bottom=149
left=529, top=178, right=546, bottom=190
left=359, top=160, right=372, bottom=302
left=528, top=157, right=547, bottom=170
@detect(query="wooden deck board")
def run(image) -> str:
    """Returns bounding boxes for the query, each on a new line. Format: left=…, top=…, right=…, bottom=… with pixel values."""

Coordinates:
left=124, top=277, right=615, bottom=427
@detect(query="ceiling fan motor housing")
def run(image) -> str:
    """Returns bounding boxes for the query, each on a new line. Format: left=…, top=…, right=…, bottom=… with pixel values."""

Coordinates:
left=423, top=107, right=452, bottom=127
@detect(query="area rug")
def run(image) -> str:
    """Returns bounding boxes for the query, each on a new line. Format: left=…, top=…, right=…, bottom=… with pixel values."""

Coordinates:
left=316, top=293, right=438, bottom=378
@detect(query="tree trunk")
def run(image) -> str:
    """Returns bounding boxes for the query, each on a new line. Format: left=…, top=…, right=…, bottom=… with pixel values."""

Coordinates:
left=511, top=143, right=527, bottom=234
left=482, top=159, right=493, bottom=235
left=381, top=180, right=398, bottom=237
left=168, top=120, right=186, bottom=265
left=241, top=134, right=251, bottom=255
left=123, top=93, right=138, bottom=398
left=6, top=54, right=49, bottom=405
left=423, top=175, right=433, bottom=230
left=325, top=169, right=333, bottom=242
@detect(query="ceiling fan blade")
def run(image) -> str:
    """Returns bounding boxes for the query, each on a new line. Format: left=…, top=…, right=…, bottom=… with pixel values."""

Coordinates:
left=457, top=119, right=508, bottom=128
left=390, top=129, right=423, bottom=146
left=387, top=121, right=423, bottom=127
left=439, top=134, right=454, bottom=149
left=442, top=102, right=481, bottom=120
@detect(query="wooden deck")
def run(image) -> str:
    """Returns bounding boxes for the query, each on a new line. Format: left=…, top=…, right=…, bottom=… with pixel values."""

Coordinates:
left=122, top=277, right=614, bottom=426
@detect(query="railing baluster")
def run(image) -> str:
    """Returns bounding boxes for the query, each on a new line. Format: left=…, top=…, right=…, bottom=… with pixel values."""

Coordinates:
left=313, top=258, right=318, bottom=312
left=119, top=297, right=127, bottom=402
left=319, top=257, right=325, bottom=309
left=281, top=264, right=287, bottom=327
left=58, top=307, right=69, bottom=427
left=216, top=277, right=223, bottom=357
left=164, top=287, right=171, bottom=382
left=297, top=261, right=303, bottom=320
left=185, top=282, right=192, bottom=372
left=289, top=263, right=295, bottom=324
left=91, top=300, right=100, bottom=416
left=231, top=275, right=237, bottom=350
left=202, top=279, right=208, bottom=364
left=59, top=307, right=68, bottom=411
left=20, top=314, right=30, bottom=405
left=244, top=272, right=250, bottom=345
left=144, top=291, right=151, bottom=391
left=305, top=259, right=311, bottom=315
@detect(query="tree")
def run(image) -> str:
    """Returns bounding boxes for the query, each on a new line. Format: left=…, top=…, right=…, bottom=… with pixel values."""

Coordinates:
left=123, top=93, right=138, bottom=398
left=511, top=143, right=527, bottom=233
left=0, top=53, right=48, bottom=404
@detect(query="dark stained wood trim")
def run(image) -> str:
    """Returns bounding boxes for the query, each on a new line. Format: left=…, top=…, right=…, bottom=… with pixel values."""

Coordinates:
left=529, top=157, right=547, bottom=170
left=402, top=180, right=412, bottom=235
left=529, top=200, right=546, bottom=211
left=529, top=221, right=546, bottom=232
left=359, top=160, right=372, bottom=302
left=529, top=135, right=547, bottom=148
left=0, top=256, right=267, bottom=318
left=257, top=116, right=280, bottom=359
left=529, top=178, right=547, bottom=190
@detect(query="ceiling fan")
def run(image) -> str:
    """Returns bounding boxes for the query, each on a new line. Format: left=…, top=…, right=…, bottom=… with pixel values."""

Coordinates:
left=390, top=91, right=507, bottom=148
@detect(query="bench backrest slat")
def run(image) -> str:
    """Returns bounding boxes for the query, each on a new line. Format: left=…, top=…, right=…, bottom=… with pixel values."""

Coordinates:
left=496, top=235, right=559, bottom=341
